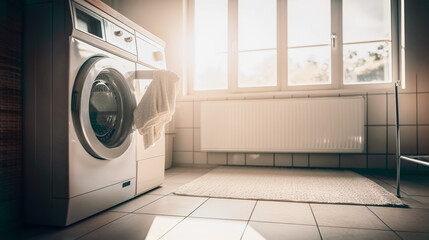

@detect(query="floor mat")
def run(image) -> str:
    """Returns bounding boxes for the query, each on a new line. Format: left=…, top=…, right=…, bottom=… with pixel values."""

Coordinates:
left=174, top=166, right=405, bottom=207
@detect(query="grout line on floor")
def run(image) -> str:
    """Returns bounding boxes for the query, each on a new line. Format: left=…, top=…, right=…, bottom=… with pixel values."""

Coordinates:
left=239, top=200, right=258, bottom=240
left=366, top=206, right=404, bottom=240
left=309, top=204, right=324, bottom=240
left=76, top=191, right=175, bottom=239
left=249, top=219, right=317, bottom=227
left=155, top=197, right=211, bottom=240
left=76, top=211, right=131, bottom=240
left=130, top=195, right=168, bottom=213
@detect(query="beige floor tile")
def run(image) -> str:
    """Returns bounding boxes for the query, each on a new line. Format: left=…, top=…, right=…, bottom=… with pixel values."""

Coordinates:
left=399, top=182, right=429, bottom=196
left=190, top=198, right=256, bottom=220
left=135, top=195, right=207, bottom=216
left=311, top=204, right=389, bottom=230
left=160, top=217, right=247, bottom=240
left=319, top=227, right=400, bottom=240
left=411, top=196, right=429, bottom=208
left=20, top=211, right=126, bottom=240
left=147, top=183, right=184, bottom=195
left=397, top=231, right=429, bottom=240
left=80, top=213, right=183, bottom=240
left=250, top=201, right=315, bottom=225
left=109, top=194, right=163, bottom=213
left=380, top=176, right=429, bottom=196
left=369, top=207, right=429, bottom=232
left=242, top=221, right=320, bottom=240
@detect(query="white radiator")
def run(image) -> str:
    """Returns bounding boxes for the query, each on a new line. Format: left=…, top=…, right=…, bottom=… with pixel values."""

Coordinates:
left=200, top=96, right=364, bottom=153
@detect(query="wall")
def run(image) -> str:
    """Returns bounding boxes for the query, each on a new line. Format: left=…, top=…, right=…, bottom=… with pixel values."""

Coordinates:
left=170, top=0, right=429, bottom=170
left=0, top=0, right=24, bottom=234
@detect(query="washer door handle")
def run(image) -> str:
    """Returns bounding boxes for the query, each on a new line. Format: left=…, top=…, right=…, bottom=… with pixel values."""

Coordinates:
left=71, top=91, right=79, bottom=111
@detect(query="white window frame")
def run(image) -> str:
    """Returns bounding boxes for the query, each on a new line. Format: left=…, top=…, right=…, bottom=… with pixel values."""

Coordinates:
left=187, top=0, right=399, bottom=95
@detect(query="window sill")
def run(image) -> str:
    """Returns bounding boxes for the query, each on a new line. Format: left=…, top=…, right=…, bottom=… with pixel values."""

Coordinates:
left=179, top=85, right=395, bottom=102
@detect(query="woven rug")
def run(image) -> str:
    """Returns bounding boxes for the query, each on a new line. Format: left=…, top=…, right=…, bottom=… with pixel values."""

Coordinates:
left=174, top=166, right=405, bottom=207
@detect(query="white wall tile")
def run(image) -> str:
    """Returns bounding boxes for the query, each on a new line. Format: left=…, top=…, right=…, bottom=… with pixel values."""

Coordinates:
left=368, top=126, right=387, bottom=154
left=194, top=101, right=201, bottom=128
left=173, top=128, right=193, bottom=151
left=193, top=129, right=201, bottom=151
left=417, top=93, right=429, bottom=124
left=363, top=126, right=368, bottom=154
left=173, top=152, right=193, bottom=165
left=417, top=63, right=429, bottom=93
left=174, top=101, right=194, bottom=128
left=293, top=154, right=309, bottom=167
left=309, top=154, right=339, bottom=168
left=387, top=94, right=395, bottom=125
left=208, top=152, right=227, bottom=165
left=387, top=155, right=396, bottom=169
left=246, top=153, right=274, bottom=166
left=418, top=126, right=429, bottom=155
left=400, top=126, right=417, bottom=155
left=368, top=155, right=387, bottom=169
left=368, top=94, right=386, bottom=125
left=388, top=94, right=417, bottom=125
left=387, top=155, right=417, bottom=170
left=194, top=152, right=207, bottom=165
left=274, top=153, right=292, bottom=167
left=340, top=154, right=366, bottom=168
left=227, top=153, right=245, bottom=165
left=363, top=95, right=368, bottom=126
left=388, top=126, right=417, bottom=155
left=387, top=126, right=396, bottom=154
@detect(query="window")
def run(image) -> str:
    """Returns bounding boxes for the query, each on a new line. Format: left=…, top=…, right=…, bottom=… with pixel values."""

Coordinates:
left=238, top=0, right=277, bottom=88
left=194, top=0, right=228, bottom=91
left=287, top=0, right=331, bottom=86
left=342, top=0, right=392, bottom=84
left=190, top=0, right=396, bottom=93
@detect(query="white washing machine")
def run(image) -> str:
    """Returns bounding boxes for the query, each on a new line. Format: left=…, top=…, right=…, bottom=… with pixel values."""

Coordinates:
left=24, top=0, right=166, bottom=226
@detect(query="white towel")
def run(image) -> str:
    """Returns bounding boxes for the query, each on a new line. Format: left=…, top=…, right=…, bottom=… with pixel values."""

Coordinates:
left=134, top=70, right=180, bottom=149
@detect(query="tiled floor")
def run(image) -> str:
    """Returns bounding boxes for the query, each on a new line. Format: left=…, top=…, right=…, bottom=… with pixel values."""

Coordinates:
left=16, top=167, right=429, bottom=240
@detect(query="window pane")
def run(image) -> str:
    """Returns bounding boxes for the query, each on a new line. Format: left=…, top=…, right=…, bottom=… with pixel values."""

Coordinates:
left=288, top=46, right=330, bottom=86
left=194, top=0, right=228, bottom=91
left=343, top=0, right=391, bottom=43
left=344, top=42, right=391, bottom=84
left=238, top=0, right=276, bottom=51
left=287, top=0, right=330, bottom=47
left=239, top=50, right=277, bottom=88
left=238, top=0, right=277, bottom=88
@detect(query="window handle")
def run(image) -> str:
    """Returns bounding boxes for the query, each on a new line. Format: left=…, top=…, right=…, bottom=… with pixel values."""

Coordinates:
left=331, top=34, right=336, bottom=48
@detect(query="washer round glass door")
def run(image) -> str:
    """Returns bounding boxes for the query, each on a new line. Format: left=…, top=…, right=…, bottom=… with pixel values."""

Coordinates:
left=72, top=57, right=136, bottom=159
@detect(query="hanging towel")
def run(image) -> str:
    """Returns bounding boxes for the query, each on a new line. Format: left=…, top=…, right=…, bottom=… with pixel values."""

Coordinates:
left=134, top=70, right=180, bottom=149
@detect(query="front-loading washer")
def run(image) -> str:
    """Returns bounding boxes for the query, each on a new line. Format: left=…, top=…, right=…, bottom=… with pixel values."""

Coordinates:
left=23, top=0, right=166, bottom=226
left=65, top=38, right=137, bottom=225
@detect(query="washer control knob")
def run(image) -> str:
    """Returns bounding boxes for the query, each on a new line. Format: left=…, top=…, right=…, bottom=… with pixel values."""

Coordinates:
left=124, top=36, right=133, bottom=42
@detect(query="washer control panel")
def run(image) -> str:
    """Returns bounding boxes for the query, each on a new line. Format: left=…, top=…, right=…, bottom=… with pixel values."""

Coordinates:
left=72, top=0, right=165, bottom=68
left=104, top=19, right=137, bottom=55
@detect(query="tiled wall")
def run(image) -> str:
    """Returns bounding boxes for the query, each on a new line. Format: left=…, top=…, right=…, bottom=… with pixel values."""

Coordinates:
left=0, top=0, right=23, bottom=234
left=169, top=89, right=428, bottom=171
